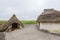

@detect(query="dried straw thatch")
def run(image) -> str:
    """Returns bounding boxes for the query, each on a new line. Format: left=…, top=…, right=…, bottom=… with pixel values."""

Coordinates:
left=0, top=14, right=24, bottom=32
left=37, top=9, right=60, bottom=23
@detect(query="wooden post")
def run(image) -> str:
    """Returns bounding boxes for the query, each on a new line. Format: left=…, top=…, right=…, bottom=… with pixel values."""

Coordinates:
left=38, top=22, right=40, bottom=28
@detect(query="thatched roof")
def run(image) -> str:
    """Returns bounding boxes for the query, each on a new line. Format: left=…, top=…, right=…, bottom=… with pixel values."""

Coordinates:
left=0, top=15, right=24, bottom=31
left=37, top=9, right=60, bottom=23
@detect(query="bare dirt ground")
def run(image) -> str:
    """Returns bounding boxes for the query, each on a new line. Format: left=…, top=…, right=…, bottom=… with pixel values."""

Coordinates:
left=0, top=32, right=5, bottom=40
left=5, top=24, right=60, bottom=40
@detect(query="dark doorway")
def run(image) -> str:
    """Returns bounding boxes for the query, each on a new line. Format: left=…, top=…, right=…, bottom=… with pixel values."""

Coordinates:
left=12, top=23, right=18, bottom=29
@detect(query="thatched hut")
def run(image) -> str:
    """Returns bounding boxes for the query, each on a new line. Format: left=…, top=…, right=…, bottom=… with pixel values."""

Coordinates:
left=0, top=14, right=24, bottom=32
left=37, top=9, right=60, bottom=33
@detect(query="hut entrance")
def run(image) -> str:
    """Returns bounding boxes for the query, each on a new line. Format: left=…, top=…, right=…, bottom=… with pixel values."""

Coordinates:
left=12, top=23, right=18, bottom=29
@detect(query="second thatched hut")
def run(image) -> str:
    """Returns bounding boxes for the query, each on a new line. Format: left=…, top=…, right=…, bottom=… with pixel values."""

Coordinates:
left=0, top=14, right=24, bottom=32
left=37, top=9, right=60, bottom=34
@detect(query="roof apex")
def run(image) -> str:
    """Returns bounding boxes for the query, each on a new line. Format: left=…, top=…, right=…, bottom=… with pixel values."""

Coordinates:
left=13, top=14, right=16, bottom=17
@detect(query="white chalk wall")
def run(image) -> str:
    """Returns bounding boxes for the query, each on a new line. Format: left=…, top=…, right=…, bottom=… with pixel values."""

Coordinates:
left=40, top=23, right=60, bottom=32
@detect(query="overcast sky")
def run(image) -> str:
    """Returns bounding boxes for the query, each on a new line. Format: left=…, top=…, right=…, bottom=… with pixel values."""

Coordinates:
left=0, top=0, right=60, bottom=20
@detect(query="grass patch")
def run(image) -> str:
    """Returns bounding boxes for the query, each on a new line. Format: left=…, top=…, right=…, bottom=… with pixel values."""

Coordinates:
left=0, top=21, right=6, bottom=24
left=22, top=20, right=37, bottom=24
left=0, top=20, right=37, bottom=24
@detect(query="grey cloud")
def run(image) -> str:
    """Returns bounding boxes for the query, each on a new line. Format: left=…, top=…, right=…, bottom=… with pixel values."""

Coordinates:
left=0, top=0, right=60, bottom=20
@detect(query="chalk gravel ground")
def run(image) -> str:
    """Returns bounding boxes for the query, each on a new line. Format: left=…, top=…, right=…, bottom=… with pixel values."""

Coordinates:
left=5, top=24, right=60, bottom=40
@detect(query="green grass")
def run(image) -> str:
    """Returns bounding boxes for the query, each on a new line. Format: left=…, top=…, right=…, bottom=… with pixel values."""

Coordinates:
left=0, top=21, right=6, bottom=24
left=0, top=20, right=37, bottom=24
left=22, top=20, right=37, bottom=24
